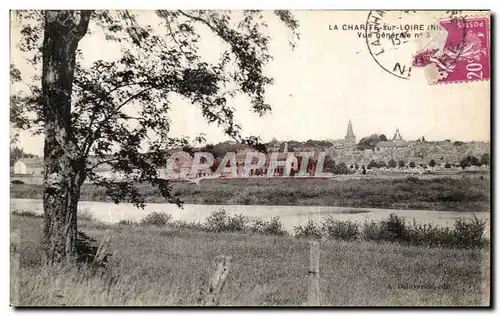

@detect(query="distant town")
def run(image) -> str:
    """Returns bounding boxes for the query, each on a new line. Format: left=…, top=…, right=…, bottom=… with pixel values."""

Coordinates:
left=11, top=120, right=490, bottom=183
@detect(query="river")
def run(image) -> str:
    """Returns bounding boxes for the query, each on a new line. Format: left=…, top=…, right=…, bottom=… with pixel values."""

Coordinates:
left=10, top=198, right=490, bottom=235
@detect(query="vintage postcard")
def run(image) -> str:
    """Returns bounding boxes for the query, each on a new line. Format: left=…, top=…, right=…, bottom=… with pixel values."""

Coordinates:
left=9, top=10, right=490, bottom=307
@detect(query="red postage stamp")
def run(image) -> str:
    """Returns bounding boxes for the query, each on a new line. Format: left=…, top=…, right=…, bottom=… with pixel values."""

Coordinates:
left=412, top=16, right=490, bottom=84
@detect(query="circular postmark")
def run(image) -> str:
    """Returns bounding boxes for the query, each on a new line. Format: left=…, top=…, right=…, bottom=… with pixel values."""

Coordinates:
left=364, top=11, right=468, bottom=81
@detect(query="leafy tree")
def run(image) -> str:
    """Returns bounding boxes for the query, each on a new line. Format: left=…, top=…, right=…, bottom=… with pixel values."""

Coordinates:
left=429, top=159, right=436, bottom=167
left=460, top=155, right=481, bottom=169
left=379, top=134, right=387, bottom=141
left=480, top=153, right=490, bottom=166
left=421, top=136, right=426, bottom=142
left=323, top=156, right=336, bottom=172
left=387, top=159, right=397, bottom=168
left=398, top=160, right=406, bottom=168
left=367, top=160, right=378, bottom=169
left=444, top=162, right=451, bottom=168
left=377, top=160, right=387, bottom=168
left=409, top=161, right=416, bottom=168
left=332, top=162, right=351, bottom=175
left=357, top=134, right=380, bottom=150
left=10, top=146, right=36, bottom=165
left=11, top=10, right=299, bottom=263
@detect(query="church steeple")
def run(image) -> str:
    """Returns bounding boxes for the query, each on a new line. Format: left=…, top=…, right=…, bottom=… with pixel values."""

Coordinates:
left=344, top=119, right=356, bottom=145
left=393, top=128, right=404, bottom=141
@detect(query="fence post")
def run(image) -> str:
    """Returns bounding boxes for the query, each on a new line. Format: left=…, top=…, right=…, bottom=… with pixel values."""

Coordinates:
left=201, top=255, right=232, bottom=306
left=307, top=240, right=320, bottom=306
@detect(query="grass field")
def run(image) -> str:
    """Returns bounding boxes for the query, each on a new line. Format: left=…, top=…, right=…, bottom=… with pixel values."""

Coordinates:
left=10, top=176, right=490, bottom=212
left=10, top=213, right=490, bottom=306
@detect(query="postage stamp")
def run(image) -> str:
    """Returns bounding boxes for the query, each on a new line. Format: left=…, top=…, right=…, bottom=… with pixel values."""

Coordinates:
left=412, top=16, right=490, bottom=84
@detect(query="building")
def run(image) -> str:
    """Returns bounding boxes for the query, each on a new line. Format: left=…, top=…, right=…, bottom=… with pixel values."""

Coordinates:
left=376, top=128, right=409, bottom=151
left=344, top=119, right=356, bottom=146
left=13, top=157, right=44, bottom=175
left=330, top=120, right=357, bottom=149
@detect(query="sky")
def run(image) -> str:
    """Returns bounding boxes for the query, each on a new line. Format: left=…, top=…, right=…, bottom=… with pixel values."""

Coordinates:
left=10, top=10, right=490, bottom=156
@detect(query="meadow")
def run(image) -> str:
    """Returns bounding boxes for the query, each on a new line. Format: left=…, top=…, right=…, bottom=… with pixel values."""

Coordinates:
left=10, top=175, right=490, bottom=212
left=10, top=211, right=490, bottom=306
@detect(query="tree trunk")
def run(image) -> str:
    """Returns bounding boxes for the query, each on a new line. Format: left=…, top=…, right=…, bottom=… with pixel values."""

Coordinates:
left=42, top=11, right=91, bottom=264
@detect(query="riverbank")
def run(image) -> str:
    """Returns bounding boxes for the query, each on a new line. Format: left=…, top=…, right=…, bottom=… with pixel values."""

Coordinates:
left=10, top=176, right=490, bottom=212
left=11, top=213, right=489, bottom=306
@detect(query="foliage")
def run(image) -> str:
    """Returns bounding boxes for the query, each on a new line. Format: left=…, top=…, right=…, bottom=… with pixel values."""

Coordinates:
left=480, top=153, right=490, bottom=166
left=12, top=213, right=488, bottom=306
left=11, top=10, right=299, bottom=228
left=321, top=217, right=359, bottom=241
left=140, top=212, right=173, bottom=227
left=398, top=160, right=406, bottom=168
left=367, top=160, right=378, bottom=169
left=204, top=209, right=248, bottom=232
left=357, top=134, right=381, bottom=150
left=460, top=155, right=482, bottom=169
left=408, top=161, right=416, bottom=168
left=10, top=146, right=36, bottom=165
left=293, top=219, right=322, bottom=239
left=445, top=162, right=451, bottom=168
left=429, top=159, right=436, bottom=167
left=387, top=159, right=397, bottom=168
left=453, top=214, right=488, bottom=248
left=11, top=176, right=491, bottom=212
left=250, top=216, right=288, bottom=236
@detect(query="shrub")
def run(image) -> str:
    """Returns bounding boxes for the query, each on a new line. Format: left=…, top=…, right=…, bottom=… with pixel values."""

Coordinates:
left=453, top=214, right=487, bottom=248
left=204, top=209, right=229, bottom=232
left=117, top=219, right=135, bottom=226
left=293, top=219, right=322, bottom=239
left=227, top=213, right=249, bottom=232
left=250, top=216, right=288, bottom=236
left=321, top=216, right=359, bottom=241
left=12, top=209, right=42, bottom=218
left=444, top=162, right=451, bottom=168
left=203, top=209, right=249, bottom=232
left=387, top=159, right=397, bottom=168
left=384, top=213, right=409, bottom=242
left=407, top=220, right=454, bottom=247
left=140, top=212, right=173, bottom=227
left=361, top=220, right=385, bottom=241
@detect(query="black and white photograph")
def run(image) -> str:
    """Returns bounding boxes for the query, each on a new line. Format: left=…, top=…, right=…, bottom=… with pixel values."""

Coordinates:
left=8, top=8, right=491, bottom=307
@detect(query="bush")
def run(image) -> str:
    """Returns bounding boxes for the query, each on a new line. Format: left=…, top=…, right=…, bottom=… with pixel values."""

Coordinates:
left=227, top=213, right=249, bottom=232
left=407, top=220, right=454, bottom=247
left=249, top=216, right=288, bottom=236
left=321, top=216, right=359, bottom=241
left=204, top=209, right=248, bottom=232
left=361, top=220, right=385, bottom=241
left=453, top=214, right=487, bottom=248
left=12, top=209, right=42, bottom=218
left=117, top=219, right=136, bottom=226
left=293, top=219, right=322, bottom=239
left=384, top=213, right=409, bottom=242
left=140, top=212, right=173, bottom=227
